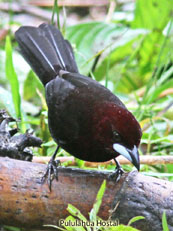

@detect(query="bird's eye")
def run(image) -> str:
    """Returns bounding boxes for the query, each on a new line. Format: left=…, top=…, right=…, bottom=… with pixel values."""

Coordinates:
left=113, top=131, right=121, bottom=143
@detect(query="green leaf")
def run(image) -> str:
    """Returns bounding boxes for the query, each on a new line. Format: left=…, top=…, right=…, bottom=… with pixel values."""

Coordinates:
left=63, top=216, right=76, bottom=231
left=128, top=216, right=145, bottom=226
left=67, top=204, right=87, bottom=222
left=66, top=22, right=146, bottom=76
left=66, top=205, right=91, bottom=231
left=130, top=0, right=172, bottom=85
left=132, top=0, right=172, bottom=30
left=5, top=36, right=21, bottom=119
left=142, top=71, right=173, bottom=104
left=89, top=180, right=106, bottom=221
left=42, top=140, right=56, bottom=147
left=23, top=70, right=44, bottom=103
left=0, top=86, right=15, bottom=117
left=138, top=32, right=166, bottom=75
left=162, top=211, right=169, bottom=231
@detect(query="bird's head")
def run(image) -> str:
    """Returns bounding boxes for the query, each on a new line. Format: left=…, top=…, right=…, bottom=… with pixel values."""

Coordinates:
left=111, top=104, right=142, bottom=170
left=94, top=102, right=142, bottom=170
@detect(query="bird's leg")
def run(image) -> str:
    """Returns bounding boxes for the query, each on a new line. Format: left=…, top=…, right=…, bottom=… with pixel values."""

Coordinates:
left=41, top=146, right=61, bottom=191
left=109, top=158, right=125, bottom=182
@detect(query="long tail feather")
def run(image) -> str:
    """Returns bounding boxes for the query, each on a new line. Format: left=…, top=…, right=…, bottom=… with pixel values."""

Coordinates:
left=15, top=24, right=78, bottom=85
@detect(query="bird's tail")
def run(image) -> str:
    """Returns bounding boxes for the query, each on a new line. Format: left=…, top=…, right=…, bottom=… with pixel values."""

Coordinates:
left=15, top=23, right=78, bottom=86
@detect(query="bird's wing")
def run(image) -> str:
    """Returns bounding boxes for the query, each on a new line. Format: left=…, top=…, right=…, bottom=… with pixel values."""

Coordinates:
left=60, top=72, right=126, bottom=108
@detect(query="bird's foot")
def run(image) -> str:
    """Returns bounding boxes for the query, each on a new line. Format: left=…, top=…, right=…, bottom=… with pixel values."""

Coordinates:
left=41, top=158, right=61, bottom=191
left=109, top=158, right=125, bottom=182
left=109, top=166, right=125, bottom=182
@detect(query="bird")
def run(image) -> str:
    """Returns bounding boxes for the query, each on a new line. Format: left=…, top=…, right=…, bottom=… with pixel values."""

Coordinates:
left=15, top=23, right=142, bottom=189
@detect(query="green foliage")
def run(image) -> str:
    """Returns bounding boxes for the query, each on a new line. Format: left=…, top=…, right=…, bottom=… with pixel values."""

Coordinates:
left=67, top=204, right=88, bottom=222
left=51, top=0, right=60, bottom=28
left=0, top=85, right=15, bottom=116
left=65, top=22, right=147, bottom=78
left=89, top=180, right=106, bottom=222
left=63, top=0, right=173, bottom=181
left=23, top=70, right=44, bottom=104
left=130, top=0, right=172, bottom=82
left=143, top=67, right=173, bottom=104
left=5, top=36, right=21, bottom=119
left=132, top=0, right=172, bottom=30
left=128, top=216, right=145, bottom=226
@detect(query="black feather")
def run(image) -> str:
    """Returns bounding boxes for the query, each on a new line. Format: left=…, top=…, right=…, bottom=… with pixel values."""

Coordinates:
left=15, top=24, right=78, bottom=85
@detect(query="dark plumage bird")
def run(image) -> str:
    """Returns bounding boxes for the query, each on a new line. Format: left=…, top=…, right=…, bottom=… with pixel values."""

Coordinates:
left=15, top=23, right=142, bottom=189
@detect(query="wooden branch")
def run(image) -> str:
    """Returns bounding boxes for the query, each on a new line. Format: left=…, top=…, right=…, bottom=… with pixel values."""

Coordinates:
left=0, top=2, right=53, bottom=20
left=29, top=0, right=109, bottom=7
left=33, top=155, right=173, bottom=166
left=0, top=157, right=173, bottom=230
left=28, top=0, right=134, bottom=7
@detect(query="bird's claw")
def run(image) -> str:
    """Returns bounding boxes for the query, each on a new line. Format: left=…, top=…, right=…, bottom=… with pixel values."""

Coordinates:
left=109, top=166, right=125, bottom=182
left=41, top=159, right=61, bottom=191
left=115, top=166, right=125, bottom=182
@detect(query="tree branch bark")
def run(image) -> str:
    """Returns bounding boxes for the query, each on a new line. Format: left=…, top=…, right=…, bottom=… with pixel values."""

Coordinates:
left=0, top=157, right=172, bottom=231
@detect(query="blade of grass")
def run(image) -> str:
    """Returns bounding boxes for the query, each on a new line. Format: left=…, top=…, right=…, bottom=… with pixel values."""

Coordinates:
left=152, top=18, right=173, bottom=81
left=162, top=211, right=169, bottom=231
left=114, top=34, right=146, bottom=92
left=51, top=0, right=60, bottom=29
left=67, top=204, right=88, bottom=222
left=8, top=0, right=13, bottom=31
left=5, top=36, right=21, bottom=120
left=62, top=6, right=67, bottom=36
left=89, top=180, right=106, bottom=222
left=105, top=50, right=110, bottom=88
left=128, top=216, right=145, bottom=226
